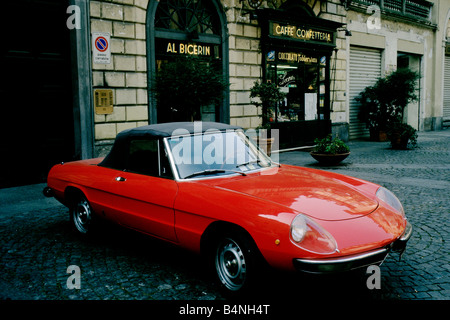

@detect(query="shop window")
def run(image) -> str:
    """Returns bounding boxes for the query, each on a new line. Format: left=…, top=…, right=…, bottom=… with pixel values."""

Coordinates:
left=265, top=51, right=328, bottom=123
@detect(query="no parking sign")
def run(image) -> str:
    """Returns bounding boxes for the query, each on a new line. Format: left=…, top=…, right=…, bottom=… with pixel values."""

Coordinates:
left=92, top=32, right=111, bottom=64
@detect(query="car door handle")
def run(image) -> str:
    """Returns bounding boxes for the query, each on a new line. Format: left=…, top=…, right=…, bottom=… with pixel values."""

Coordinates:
left=115, top=176, right=126, bottom=182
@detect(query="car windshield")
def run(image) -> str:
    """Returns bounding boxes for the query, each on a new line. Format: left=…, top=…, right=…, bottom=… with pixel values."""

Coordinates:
left=166, top=130, right=273, bottom=179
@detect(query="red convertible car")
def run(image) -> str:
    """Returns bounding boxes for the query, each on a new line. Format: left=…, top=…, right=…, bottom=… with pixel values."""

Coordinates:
left=44, top=122, right=412, bottom=294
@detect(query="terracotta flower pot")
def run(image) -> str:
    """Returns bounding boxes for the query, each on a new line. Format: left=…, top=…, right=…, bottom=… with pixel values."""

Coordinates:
left=254, top=137, right=275, bottom=156
left=310, top=152, right=350, bottom=166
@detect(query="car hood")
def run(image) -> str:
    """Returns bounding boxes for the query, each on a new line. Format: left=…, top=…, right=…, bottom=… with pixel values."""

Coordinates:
left=209, top=165, right=379, bottom=221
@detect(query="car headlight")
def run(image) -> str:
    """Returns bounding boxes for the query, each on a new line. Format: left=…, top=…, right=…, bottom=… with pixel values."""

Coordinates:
left=290, top=215, right=338, bottom=254
left=376, top=187, right=404, bottom=216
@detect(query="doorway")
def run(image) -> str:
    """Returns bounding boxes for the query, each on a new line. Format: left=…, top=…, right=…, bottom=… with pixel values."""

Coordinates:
left=0, top=0, right=75, bottom=188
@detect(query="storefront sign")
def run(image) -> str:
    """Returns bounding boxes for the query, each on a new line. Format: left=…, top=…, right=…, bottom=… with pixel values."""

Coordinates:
left=158, top=39, right=220, bottom=59
left=277, top=51, right=318, bottom=64
left=270, top=22, right=334, bottom=45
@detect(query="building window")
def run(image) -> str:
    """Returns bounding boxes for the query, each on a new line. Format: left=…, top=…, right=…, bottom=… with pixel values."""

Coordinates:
left=148, top=0, right=228, bottom=124
left=155, top=0, right=220, bottom=35
left=352, top=0, right=433, bottom=22
left=265, top=51, right=328, bottom=122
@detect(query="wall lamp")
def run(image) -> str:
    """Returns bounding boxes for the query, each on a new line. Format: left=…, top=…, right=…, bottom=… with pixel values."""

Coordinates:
left=338, top=27, right=352, bottom=36
left=240, top=9, right=258, bottom=21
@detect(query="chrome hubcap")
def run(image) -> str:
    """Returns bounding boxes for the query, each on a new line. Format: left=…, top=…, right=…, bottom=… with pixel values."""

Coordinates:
left=215, top=238, right=247, bottom=291
left=73, top=198, right=91, bottom=233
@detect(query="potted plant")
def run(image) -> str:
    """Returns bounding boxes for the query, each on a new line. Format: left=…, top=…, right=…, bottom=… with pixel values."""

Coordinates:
left=357, top=69, right=419, bottom=142
left=250, top=81, right=286, bottom=125
left=151, top=57, right=228, bottom=122
left=310, top=134, right=350, bottom=165
left=386, top=120, right=418, bottom=149
left=249, top=81, right=286, bottom=155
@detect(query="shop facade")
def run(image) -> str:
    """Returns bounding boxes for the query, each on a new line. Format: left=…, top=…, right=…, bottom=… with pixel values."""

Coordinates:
left=52, top=0, right=450, bottom=158
left=2, top=0, right=449, bottom=187
left=90, top=0, right=348, bottom=155
left=255, top=4, right=343, bottom=148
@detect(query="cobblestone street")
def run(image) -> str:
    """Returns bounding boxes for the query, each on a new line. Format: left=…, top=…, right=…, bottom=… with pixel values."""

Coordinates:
left=0, top=130, right=448, bottom=303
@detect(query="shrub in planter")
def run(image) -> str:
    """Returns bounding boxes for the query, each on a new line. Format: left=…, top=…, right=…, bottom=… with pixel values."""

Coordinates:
left=386, top=121, right=418, bottom=149
left=250, top=81, right=286, bottom=125
left=310, top=134, right=350, bottom=165
left=250, top=81, right=286, bottom=155
left=357, top=69, right=419, bottom=141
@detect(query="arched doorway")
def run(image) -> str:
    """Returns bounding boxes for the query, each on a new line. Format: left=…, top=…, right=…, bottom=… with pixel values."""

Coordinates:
left=146, top=0, right=229, bottom=124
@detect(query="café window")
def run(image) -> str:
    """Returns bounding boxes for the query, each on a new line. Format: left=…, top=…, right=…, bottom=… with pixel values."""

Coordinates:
left=254, top=5, right=342, bottom=147
left=265, top=50, right=329, bottom=123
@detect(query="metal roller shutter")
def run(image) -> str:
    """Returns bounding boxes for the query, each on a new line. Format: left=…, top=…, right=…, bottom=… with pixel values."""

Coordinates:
left=444, top=55, right=450, bottom=125
left=349, top=47, right=382, bottom=139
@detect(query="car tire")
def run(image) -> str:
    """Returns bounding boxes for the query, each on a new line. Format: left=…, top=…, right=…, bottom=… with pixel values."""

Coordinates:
left=70, top=193, right=94, bottom=235
left=213, top=230, right=260, bottom=296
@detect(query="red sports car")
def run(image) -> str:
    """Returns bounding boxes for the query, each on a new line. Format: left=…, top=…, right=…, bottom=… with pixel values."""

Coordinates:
left=44, top=122, right=412, bottom=294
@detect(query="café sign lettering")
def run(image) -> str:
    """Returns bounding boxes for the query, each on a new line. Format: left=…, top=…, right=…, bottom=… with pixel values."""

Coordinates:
left=157, top=39, right=220, bottom=59
left=270, top=22, right=334, bottom=44
left=167, top=42, right=211, bottom=56
left=278, top=52, right=318, bottom=64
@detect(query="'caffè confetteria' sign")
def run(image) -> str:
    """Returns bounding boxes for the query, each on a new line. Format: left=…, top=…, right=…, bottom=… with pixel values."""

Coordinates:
left=270, top=22, right=334, bottom=45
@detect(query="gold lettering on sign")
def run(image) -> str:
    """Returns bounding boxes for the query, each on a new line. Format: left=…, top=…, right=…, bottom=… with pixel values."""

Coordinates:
left=167, top=42, right=177, bottom=53
left=278, top=52, right=318, bottom=64
left=166, top=42, right=212, bottom=56
left=272, top=23, right=333, bottom=43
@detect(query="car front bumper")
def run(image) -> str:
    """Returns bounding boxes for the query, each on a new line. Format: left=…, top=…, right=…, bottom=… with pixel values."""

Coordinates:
left=293, top=221, right=412, bottom=274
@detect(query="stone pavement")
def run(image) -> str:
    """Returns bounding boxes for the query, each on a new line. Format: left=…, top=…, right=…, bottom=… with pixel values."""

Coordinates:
left=0, top=129, right=448, bottom=302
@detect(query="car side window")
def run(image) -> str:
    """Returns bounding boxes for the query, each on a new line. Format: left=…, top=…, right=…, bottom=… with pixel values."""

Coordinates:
left=126, top=139, right=173, bottom=179
left=159, top=142, right=174, bottom=179
left=127, top=139, right=160, bottom=176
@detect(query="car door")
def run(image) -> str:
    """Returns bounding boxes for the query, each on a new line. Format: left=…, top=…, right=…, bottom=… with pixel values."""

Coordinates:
left=111, top=138, right=178, bottom=242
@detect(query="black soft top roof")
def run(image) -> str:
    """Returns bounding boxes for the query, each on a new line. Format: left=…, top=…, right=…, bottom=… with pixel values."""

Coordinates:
left=99, top=122, right=242, bottom=169
left=117, top=121, right=241, bottom=138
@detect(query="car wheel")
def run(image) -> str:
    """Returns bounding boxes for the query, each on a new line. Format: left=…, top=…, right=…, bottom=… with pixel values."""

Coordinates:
left=70, top=194, right=93, bottom=235
left=214, top=231, right=258, bottom=294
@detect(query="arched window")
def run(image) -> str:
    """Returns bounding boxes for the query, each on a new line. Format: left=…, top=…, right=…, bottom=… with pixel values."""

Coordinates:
left=147, top=0, right=229, bottom=124
left=155, top=0, right=221, bottom=35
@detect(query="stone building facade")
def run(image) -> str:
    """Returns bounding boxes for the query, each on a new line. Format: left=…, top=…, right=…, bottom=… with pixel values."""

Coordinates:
left=90, top=0, right=349, bottom=154
left=1, top=0, right=449, bottom=187
left=88, top=0, right=448, bottom=156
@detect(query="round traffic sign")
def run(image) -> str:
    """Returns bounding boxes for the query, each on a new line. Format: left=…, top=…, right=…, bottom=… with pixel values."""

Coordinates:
left=95, top=36, right=108, bottom=52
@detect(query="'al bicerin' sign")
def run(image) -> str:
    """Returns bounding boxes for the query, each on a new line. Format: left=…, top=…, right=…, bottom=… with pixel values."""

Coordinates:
left=157, top=39, right=220, bottom=59
left=270, top=22, right=335, bottom=45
